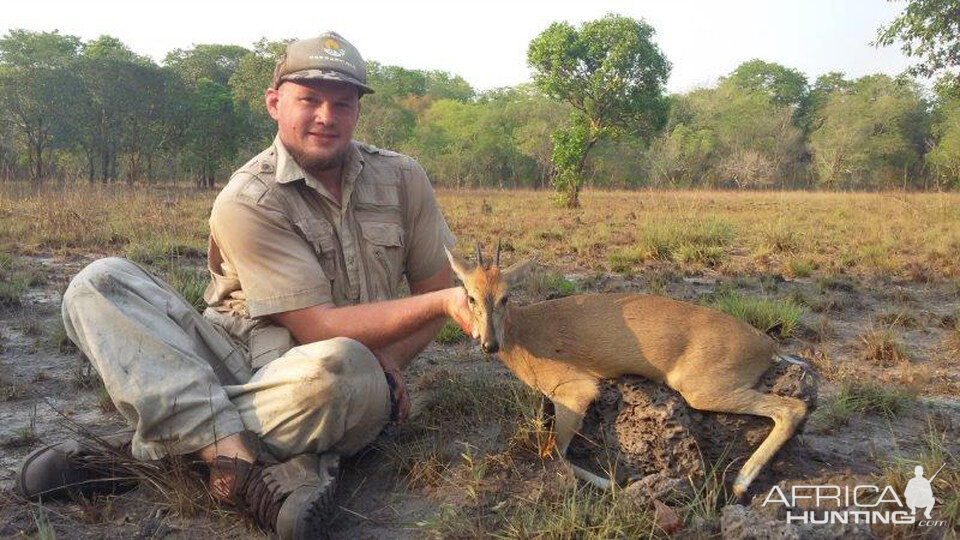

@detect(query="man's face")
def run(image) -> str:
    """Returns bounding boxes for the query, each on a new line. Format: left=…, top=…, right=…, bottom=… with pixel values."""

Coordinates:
left=265, top=79, right=360, bottom=173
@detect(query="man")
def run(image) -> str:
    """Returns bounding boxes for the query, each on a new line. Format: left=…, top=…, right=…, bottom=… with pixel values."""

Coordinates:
left=18, top=32, right=472, bottom=539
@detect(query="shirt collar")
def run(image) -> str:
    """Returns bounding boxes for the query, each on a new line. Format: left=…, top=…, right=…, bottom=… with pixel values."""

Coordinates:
left=272, top=134, right=365, bottom=207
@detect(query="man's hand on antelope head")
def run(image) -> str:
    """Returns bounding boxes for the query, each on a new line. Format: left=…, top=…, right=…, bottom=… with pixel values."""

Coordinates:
left=444, top=285, right=477, bottom=339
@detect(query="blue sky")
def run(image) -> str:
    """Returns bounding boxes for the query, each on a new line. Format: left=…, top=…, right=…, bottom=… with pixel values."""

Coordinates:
left=2, top=0, right=916, bottom=93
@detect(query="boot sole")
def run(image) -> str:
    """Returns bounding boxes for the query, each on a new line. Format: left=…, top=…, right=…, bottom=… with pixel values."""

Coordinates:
left=281, top=454, right=339, bottom=540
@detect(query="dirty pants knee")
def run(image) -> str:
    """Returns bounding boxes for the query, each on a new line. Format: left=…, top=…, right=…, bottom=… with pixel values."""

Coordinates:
left=62, top=257, right=390, bottom=461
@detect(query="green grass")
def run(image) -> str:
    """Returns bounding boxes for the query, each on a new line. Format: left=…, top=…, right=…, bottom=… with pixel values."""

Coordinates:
left=709, top=291, right=803, bottom=338
left=162, top=265, right=210, bottom=312
left=787, top=258, right=816, bottom=278
left=607, top=248, right=644, bottom=275
left=495, top=480, right=660, bottom=539
left=0, top=253, right=40, bottom=307
left=435, top=320, right=466, bottom=345
left=759, top=224, right=804, bottom=254
left=523, top=270, right=579, bottom=299
left=638, top=217, right=736, bottom=267
left=809, top=380, right=915, bottom=432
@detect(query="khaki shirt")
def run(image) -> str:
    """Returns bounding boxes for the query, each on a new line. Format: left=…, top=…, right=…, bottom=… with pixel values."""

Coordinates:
left=203, top=136, right=455, bottom=366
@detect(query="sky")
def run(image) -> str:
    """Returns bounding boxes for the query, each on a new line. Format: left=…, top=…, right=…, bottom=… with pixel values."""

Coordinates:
left=1, top=0, right=917, bottom=93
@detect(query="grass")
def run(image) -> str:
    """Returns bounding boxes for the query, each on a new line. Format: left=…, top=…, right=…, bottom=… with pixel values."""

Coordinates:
left=0, top=374, right=25, bottom=401
left=709, top=291, right=804, bottom=338
left=521, top=270, right=579, bottom=299
left=786, top=257, right=816, bottom=278
left=3, top=185, right=960, bottom=281
left=857, top=326, right=910, bottom=367
left=2, top=405, right=38, bottom=449
left=434, top=320, right=466, bottom=345
left=808, top=380, right=916, bottom=432
left=635, top=217, right=735, bottom=268
left=0, top=253, right=41, bottom=307
left=494, top=480, right=660, bottom=538
left=878, top=422, right=960, bottom=525
left=162, top=265, right=210, bottom=312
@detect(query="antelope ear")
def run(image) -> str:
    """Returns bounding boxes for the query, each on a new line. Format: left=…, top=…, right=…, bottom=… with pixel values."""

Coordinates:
left=503, top=259, right=535, bottom=288
left=444, top=246, right=474, bottom=283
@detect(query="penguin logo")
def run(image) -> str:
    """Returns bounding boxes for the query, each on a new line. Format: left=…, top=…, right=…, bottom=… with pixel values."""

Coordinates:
left=904, top=464, right=942, bottom=520
left=323, top=38, right=345, bottom=58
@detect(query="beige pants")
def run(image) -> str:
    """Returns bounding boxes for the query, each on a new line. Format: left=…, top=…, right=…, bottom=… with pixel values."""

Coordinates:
left=61, top=257, right=391, bottom=461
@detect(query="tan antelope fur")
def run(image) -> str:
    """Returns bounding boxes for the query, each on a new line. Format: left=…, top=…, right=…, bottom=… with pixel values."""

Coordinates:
left=445, top=244, right=808, bottom=498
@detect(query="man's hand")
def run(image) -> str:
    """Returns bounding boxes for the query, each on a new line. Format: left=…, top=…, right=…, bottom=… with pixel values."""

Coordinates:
left=443, top=287, right=475, bottom=338
left=374, top=349, right=409, bottom=423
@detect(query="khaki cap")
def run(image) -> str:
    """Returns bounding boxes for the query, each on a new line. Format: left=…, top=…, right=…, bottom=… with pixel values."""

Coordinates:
left=273, top=31, right=374, bottom=95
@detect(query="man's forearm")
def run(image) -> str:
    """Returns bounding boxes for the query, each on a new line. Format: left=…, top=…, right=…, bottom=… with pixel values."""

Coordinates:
left=374, top=316, right=446, bottom=371
left=271, top=288, right=453, bottom=350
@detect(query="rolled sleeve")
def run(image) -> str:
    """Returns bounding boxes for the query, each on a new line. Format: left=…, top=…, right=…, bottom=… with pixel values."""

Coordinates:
left=402, top=159, right=457, bottom=284
left=210, top=186, right=332, bottom=318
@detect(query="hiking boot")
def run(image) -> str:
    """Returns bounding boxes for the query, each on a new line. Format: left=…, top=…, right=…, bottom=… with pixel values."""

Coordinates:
left=210, top=453, right=340, bottom=540
left=17, top=431, right=138, bottom=500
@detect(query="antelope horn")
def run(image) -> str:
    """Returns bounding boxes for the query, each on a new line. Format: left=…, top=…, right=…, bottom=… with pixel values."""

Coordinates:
left=475, top=242, right=484, bottom=267
left=495, top=238, right=502, bottom=267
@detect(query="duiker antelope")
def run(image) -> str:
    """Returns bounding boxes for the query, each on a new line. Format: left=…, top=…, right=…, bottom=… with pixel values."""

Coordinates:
left=445, top=244, right=808, bottom=497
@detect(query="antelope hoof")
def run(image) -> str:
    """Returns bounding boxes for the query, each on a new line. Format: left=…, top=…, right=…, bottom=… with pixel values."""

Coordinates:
left=566, top=460, right=614, bottom=491
left=732, top=482, right=748, bottom=502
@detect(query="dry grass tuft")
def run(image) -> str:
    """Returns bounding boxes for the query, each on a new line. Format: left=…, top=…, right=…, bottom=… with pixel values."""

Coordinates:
left=857, top=327, right=910, bottom=367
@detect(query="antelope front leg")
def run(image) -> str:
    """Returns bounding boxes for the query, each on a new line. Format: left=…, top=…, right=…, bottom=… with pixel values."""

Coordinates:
left=548, top=381, right=612, bottom=490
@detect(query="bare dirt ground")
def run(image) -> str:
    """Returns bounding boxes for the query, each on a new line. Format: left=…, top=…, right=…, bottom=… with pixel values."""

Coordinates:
left=1, top=252, right=958, bottom=538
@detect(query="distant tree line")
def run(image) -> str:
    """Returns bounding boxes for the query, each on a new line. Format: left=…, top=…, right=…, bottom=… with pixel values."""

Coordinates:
left=2, top=25, right=960, bottom=191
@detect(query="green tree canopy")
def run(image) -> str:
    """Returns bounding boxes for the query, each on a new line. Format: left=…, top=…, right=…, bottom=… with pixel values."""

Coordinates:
left=725, top=59, right=808, bottom=108
left=528, top=14, right=671, bottom=206
left=164, top=44, right=249, bottom=87
left=876, top=0, right=960, bottom=78
left=809, top=74, right=928, bottom=189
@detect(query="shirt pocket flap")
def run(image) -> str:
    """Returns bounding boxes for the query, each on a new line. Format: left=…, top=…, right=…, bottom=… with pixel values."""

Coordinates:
left=296, top=219, right=337, bottom=255
left=360, top=221, right=404, bottom=247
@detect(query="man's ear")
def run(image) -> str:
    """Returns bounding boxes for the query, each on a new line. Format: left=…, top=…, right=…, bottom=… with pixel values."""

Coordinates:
left=503, top=259, right=535, bottom=288
left=444, top=246, right=474, bottom=284
left=265, top=87, right=280, bottom=121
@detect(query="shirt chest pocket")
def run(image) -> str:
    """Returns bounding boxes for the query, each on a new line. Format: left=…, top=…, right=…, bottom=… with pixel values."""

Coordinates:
left=359, top=221, right=405, bottom=301
left=296, top=218, right=339, bottom=283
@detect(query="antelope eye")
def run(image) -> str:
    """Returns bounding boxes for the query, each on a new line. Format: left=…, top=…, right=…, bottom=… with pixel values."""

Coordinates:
left=499, top=296, right=509, bottom=306
left=467, top=296, right=475, bottom=305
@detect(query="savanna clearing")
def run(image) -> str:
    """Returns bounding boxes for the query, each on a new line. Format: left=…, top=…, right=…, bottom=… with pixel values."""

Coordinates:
left=0, top=184, right=959, bottom=538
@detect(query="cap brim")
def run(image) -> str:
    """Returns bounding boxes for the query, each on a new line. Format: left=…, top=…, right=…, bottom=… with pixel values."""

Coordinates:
left=279, top=69, right=375, bottom=95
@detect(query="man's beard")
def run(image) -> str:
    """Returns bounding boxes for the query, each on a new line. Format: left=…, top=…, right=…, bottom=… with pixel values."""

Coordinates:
left=291, top=145, right=349, bottom=175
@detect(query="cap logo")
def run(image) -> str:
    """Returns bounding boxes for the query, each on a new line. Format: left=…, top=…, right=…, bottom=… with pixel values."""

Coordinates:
left=323, top=38, right=345, bottom=58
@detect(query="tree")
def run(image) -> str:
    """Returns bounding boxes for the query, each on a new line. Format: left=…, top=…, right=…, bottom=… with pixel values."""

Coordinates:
left=528, top=14, right=671, bottom=206
left=229, top=38, right=292, bottom=153
left=809, top=75, right=929, bottom=189
left=725, top=59, right=808, bottom=109
left=926, top=98, right=960, bottom=188
left=0, top=30, right=84, bottom=181
left=164, top=44, right=249, bottom=87
left=876, top=0, right=960, bottom=79
left=646, top=80, right=804, bottom=189
left=185, top=79, right=242, bottom=188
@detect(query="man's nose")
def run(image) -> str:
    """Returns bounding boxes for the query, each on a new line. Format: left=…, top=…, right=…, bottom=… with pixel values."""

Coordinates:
left=481, top=341, right=499, bottom=354
left=315, top=102, right=337, bottom=124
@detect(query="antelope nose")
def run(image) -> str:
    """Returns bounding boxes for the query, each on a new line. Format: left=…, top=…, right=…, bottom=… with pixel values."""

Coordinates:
left=482, top=341, right=499, bottom=354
